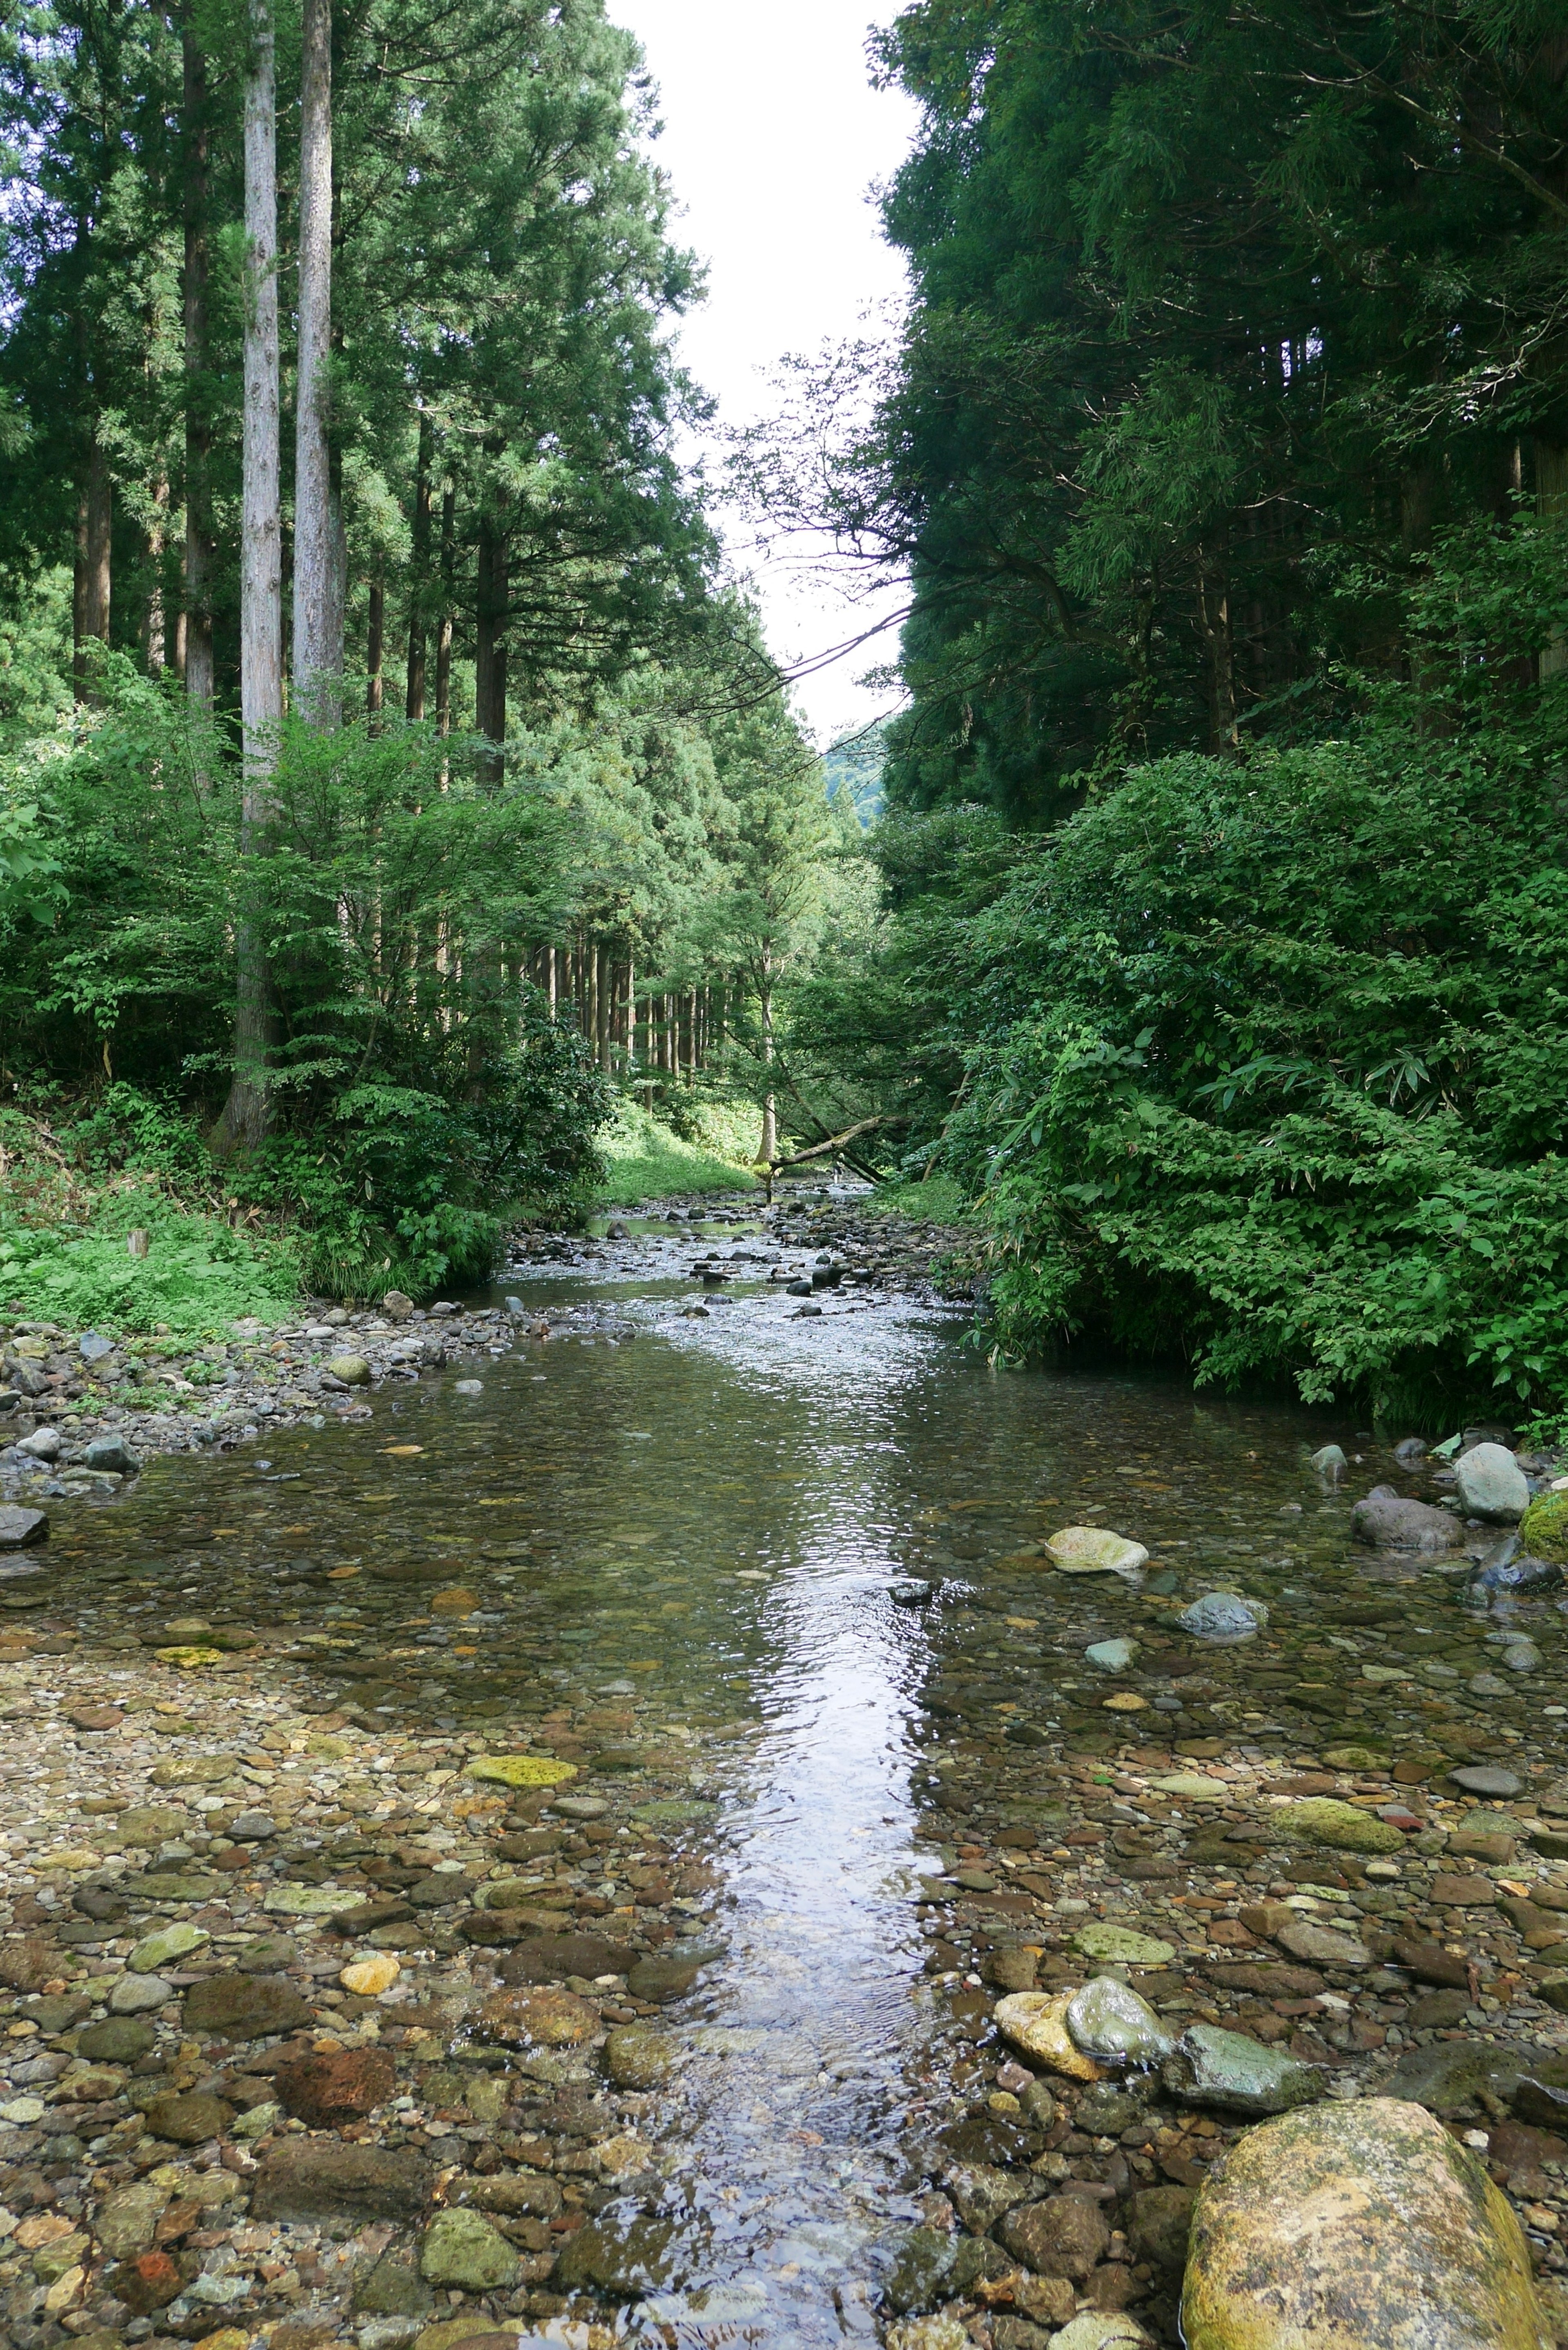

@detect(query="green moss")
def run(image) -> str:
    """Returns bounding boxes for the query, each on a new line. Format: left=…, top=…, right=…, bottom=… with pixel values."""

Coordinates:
left=1520, top=1491, right=1568, bottom=1566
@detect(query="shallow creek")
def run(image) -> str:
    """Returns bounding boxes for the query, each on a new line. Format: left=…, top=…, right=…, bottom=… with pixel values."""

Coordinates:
left=10, top=1212, right=1568, bottom=2347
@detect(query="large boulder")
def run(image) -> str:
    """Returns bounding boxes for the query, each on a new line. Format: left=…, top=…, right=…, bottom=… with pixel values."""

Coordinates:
left=1180, top=2096, right=1550, bottom=2350
left=1520, top=1494, right=1568, bottom=1566
left=1351, top=1492, right=1462, bottom=1552
left=1454, top=1443, right=1530, bottom=1522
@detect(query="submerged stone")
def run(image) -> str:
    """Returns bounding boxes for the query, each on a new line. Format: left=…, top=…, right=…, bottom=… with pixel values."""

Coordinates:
left=1046, top=1527, right=1149, bottom=1577
left=1066, top=1976, right=1176, bottom=2067
left=1075, top=1923, right=1176, bottom=1968
left=552, top=2211, right=686, bottom=2297
left=1181, top=2096, right=1549, bottom=2350
left=466, top=1753, right=578, bottom=1788
left=1163, top=2023, right=1325, bottom=2115
left=419, top=2210, right=520, bottom=2292
left=1178, top=1592, right=1268, bottom=1644
left=1273, top=1797, right=1403, bottom=1854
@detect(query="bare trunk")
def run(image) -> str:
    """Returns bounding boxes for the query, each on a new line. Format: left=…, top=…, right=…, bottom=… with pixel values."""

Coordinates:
left=435, top=480, right=455, bottom=742
left=74, top=435, right=111, bottom=702
left=406, top=410, right=432, bottom=718
left=759, top=960, right=776, bottom=1161
left=366, top=572, right=384, bottom=723
left=182, top=17, right=214, bottom=710
left=293, top=0, right=334, bottom=721
left=474, top=513, right=507, bottom=785
left=1196, top=530, right=1238, bottom=754
left=213, top=0, right=282, bottom=1160
left=143, top=472, right=168, bottom=672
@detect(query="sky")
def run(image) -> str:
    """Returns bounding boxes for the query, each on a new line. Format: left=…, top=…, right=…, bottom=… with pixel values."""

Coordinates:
left=610, top=0, right=922, bottom=748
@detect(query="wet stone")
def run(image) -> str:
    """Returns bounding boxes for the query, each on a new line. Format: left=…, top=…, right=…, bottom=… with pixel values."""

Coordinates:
left=552, top=2211, right=686, bottom=2297
left=419, top=2209, right=521, bottom=2292
left=1163, top=2024, right=1325, bottom=2115
left=996, top=2194, right=1110, bottom=2281
left=1067, top=1976, right=1176, bottom=2065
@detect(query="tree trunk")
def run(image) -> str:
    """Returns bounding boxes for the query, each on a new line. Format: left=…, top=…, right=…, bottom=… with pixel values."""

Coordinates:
left=293, top=0, right=333, bottom=720
left=74, top=434, right=111, bottom=702
left=1196, top=530, right=1238, bottom=753
left=213, top=0, right=283, bottom=1160
left=143, top=472, right=168, bottom=672
left=405, top=410, right=432, bottom=718
left=182, top=16, right=214, bottom=709
left=435, top=479, right=454, bottom=740
left=759, top=958, right=776, bottom=1161
left=366, top=570, right=384, bottom=722
left=474, top=514, right=507, bottom=785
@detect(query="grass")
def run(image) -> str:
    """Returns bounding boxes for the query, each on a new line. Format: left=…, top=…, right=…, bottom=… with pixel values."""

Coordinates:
left=595, top=1098, right=760, bottom=1206
left=867, top=1172, right=971, bottom=1223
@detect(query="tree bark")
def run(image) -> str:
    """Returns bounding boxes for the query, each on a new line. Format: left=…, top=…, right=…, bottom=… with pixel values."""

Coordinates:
left=182, top=15, right=214, bottom=710
left=474, top=512, right=507, bottom=785
left=73, top=434, right=111, bottom=701
left=759, top=954, right=776, bottom=1161
left=293, top=0, right=334, bottom=720
left=406, top=410, right=432, bottom=719
left=435, top=479, right=455, bottom=741
left=366, top=570, right=384, bottom=722
left=143, top=472, right=168, bottom=672
left=213, top=0, right=283, bottom=1160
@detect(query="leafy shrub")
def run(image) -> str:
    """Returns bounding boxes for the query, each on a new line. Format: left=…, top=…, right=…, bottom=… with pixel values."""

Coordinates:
left=943, top=539, right=1568, bottom=1419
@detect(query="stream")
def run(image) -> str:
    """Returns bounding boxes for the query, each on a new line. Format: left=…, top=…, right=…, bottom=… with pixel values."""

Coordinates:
left=13, top=1201, right=1566, bottom=2348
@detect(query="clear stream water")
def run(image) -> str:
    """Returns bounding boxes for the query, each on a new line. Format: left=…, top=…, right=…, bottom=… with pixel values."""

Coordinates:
left=36, top=1205, right=1523, bottom=2345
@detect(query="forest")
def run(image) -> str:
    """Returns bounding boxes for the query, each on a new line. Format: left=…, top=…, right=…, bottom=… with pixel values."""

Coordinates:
left=3, top=0, right=1568, bottom=1428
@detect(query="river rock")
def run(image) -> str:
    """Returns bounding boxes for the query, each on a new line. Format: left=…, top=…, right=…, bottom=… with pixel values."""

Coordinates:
left=1178, top=1592, right=1268, bottom=1644
left=79, top=2016, right=154, bottom=2062
left=996, top=2194, right=1109, bottom=2281
left=1450, top=1764, right=1522, bottom=1797
left=1127, top=2185, right=1195, bottom=2273
left=252, top=2140, right=432, bottom=2222
left=1455, top=1442, right=1530, bottom=1522
left=1046, top=1527, right=1149, bottom=1577
left=477, top=1987, right=596, bottom=2046
left=1351, top=1492, right=1462, bottom=1551
left=183, top=1973, right=312, bottom=2038
left=419, top=2210, right=520, bottom=2292
left=96, top=2182, right=169, bottom=2260
left=1383, top=2039, right=1530, bottom=2116
left=604, top=2026, right=679, bottom=2088
left=142, top=2090, right=232, bottom=2145
left=0, top=1506, right=47, bottom=1548
left=1066, top=1976, right=1176, bottom=2066
left=84, top=1435, right=140, bottom=1473
left=127, top=1921, right=209, bottom=1973
left=1180, top=2096, right=1548, bottom=2350
left=1273, top=1917, right=1372, bottom=1968
left=1075, top=1923, right=1176, bottom=1967
left=1274, top=1798, right=1403, bottom=1854
left=553, top=2212, right=684, bottom=2295
left=467, top=1753, right=578, bottom=1789
left=110, top=1972, right=174, bottom=2014
left=994, top=1991, right=1102, bottom=2080
left=274, top=2046, right=394, bottom=2126
left=1163, top=2023, right=1325, bottom=2115
left=16, top=1427, right=60, bottom=1461
left=1311, top=1445, right=1348, bottom=1477
left=1086, top=1639, right=1136, bottom=1672
left=327, top=1354, right=372, bottom=1385
left=944, top=2161, right=1040, bottom=2234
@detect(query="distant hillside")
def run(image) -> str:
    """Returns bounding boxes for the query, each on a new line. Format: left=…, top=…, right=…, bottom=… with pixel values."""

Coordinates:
left=823, top=719, right=888, bottom=826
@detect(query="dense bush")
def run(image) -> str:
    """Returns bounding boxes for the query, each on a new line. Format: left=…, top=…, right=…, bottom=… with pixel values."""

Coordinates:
left=940, top=532, right=1568, bottom=1422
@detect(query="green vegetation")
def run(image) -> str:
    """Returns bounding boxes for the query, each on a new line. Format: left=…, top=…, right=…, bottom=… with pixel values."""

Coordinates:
left=749, top=0, right=1568, bottom=1423
left=1520, top=1495, right=1568, bottom=1568
left=597, top=1101, right=759, bottom=1207
left=0, top=0, right=854, bottom=1301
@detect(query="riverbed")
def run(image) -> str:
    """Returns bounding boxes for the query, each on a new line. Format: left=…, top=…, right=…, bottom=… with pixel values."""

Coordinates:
left=2, top=1198, right=1567, bottom=2350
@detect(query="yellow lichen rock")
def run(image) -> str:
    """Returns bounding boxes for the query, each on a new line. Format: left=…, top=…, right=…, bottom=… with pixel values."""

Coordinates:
left=1182, top=2096, right=1550, bottom=2350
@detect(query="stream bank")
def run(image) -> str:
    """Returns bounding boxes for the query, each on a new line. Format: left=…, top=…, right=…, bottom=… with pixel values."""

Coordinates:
left=0, top=1196, right=1564, bottom=2349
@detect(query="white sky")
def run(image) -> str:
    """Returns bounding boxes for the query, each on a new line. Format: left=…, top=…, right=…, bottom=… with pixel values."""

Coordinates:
left=611, top=0, right=920, bottom=748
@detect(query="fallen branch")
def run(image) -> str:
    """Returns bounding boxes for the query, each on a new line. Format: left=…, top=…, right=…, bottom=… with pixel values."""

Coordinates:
left=760, top=1114, right=910, bottom=1203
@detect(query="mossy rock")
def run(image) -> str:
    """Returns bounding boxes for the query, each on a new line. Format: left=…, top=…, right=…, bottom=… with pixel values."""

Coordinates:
left=1182, top=2096, right=1550, bottom=2350
left=1519, top=1492, right=1568, bottom=1566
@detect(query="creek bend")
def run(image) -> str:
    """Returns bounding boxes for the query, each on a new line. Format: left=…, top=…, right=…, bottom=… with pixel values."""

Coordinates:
left=3, top=1205, right=1568, bottom=2349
